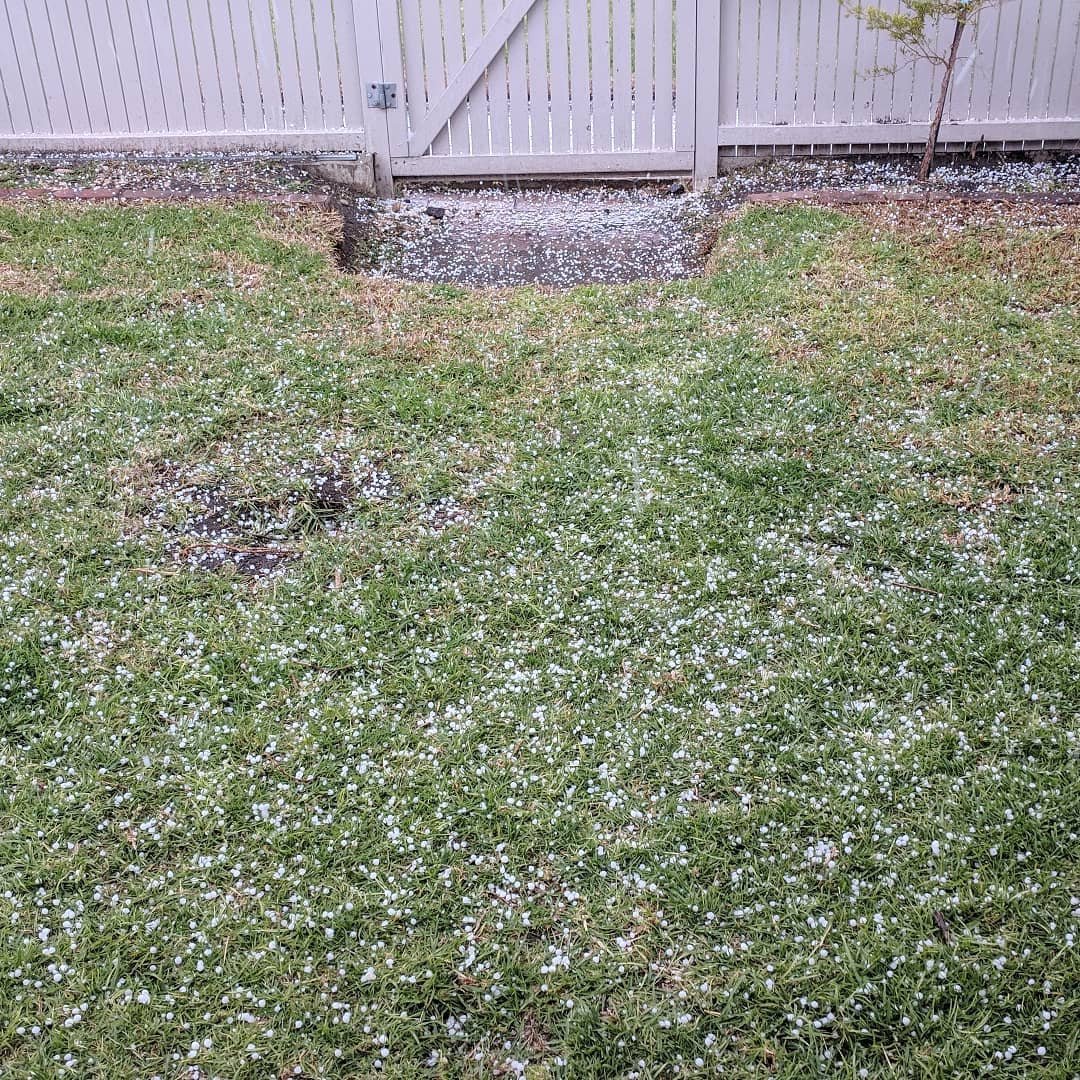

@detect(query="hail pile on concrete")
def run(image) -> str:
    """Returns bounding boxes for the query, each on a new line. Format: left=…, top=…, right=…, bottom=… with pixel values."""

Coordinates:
left=347, top=186, right=713, bottom=287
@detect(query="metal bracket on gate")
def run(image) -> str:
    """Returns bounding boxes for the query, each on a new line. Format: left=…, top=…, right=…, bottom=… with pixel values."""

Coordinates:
left=366, top=83, right=398, bottom=110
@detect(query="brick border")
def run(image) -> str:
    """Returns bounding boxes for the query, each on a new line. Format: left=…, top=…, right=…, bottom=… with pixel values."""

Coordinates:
left=3, top=184, right=1077, bottom=211
left=3, top=184, right=1078, bottom=210
left=745, top=189, right=1080, bottom=207
left=0, top=186, right=339, bottom=208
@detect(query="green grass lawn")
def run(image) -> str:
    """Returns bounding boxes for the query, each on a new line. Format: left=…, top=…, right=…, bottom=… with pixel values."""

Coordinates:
left=1, top=197, right=1078, bottom=1078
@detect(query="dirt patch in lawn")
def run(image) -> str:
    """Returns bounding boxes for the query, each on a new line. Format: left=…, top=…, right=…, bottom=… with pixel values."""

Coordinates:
left=126, top=460, right=397, bottom=579
left=340, top=185, right=714, bottom=287
left=170, top=466, right=358, bottom=576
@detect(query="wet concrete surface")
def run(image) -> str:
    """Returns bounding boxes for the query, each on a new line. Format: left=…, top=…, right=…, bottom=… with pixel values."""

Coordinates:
left=341, top=186, right=715, bottom=287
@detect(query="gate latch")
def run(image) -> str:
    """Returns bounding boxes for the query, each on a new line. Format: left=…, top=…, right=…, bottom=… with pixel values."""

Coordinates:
left=366, top=83, right=398, bottom=110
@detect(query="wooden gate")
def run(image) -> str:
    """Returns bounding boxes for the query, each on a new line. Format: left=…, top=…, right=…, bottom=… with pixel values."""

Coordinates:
left=360, top=0, right=717, bottom=191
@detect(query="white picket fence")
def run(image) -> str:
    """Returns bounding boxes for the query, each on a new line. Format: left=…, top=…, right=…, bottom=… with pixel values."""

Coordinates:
left=720, top=0, right=1080, bottom=148
left=0, top=0, right=369, bottom=151
left=1, top=0, right=1077, bottom=182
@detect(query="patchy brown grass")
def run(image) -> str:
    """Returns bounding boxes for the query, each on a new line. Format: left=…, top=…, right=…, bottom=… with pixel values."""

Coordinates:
left=734, top=201, right=1080, bottom=466
left=256, top=204, right=343, bottom=264
left=0, top=262, right=54, bottom=298
left=843, top=198, right=1080, bottom=236
left=845, top=200, right=1080, bottom=308
left=206, top=249, right=268, bottom=292
left=799, top=234, right=900, bottom=300
left=931, top=227, right=1080, bottom=308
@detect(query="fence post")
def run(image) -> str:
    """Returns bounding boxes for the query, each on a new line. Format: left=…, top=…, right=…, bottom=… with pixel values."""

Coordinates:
left=693, top=0, right=722, bottom=188
left=354, top=0, right=396, bottom=196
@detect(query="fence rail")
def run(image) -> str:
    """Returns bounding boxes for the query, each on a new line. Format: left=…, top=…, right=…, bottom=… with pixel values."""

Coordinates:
left=0, top=0, right=1077, bottom=167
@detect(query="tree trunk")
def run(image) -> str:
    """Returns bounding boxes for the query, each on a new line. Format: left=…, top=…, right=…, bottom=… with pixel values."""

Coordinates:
left=919, top=13, right=968, bottom=182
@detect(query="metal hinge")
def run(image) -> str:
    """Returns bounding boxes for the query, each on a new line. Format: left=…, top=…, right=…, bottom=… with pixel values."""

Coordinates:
left=366, top=83, right=398, bottom=110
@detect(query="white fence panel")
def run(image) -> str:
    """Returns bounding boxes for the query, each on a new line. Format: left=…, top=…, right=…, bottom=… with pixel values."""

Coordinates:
left=0, top=0, right=1076, bottom=166
left=718, top=0, right=1080, bottom=148
left=0, top=0, right=368, bottom=150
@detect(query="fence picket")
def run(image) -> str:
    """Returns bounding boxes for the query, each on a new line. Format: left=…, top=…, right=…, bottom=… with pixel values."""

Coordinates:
left=1006, top=0, right=1040, bottom=119
left=507, top=16, right=531, bottom=151
left=884, top=8, right=916, bottom=126
left=832, top=3, right=859, bottom=128
left=590, top=0, right=612, bottom=150
left=947, top=15, right=977, bottom=120
left=268, top=0, right=304, bottom=129
left=248, top=2, right=282, bottom=131
left=227, top=0, right=267, bottom=130
left=673, top=0, right=694, bottom=147
left=442, top=0, right=471, bottom=152
left=633, top=0, right=654, bottom=149
left=461, top=0, right=489, bottom=153
left=653, top=0, right=674, bottom=143
left=186, top=0, right=226, bottom=130
left=1068, top=3, right=1080, bottom=117
left=35, top=2, right=87, bottom=133
left=774, top=3, right=799, bottom=126
left=1048, top=0, right=1080, bottom=117
left=419, top=0, right=449, bottom=152
left=792, top=0, right=819, bottom=124
left=35, top=5, right=72, bottom=133
left=716, top=0, right=736, bottom=127
left=399, top=0, right=427, bottom=141
left=125, top=0, right=171, bottom=132
left=526, top=0, right=550, bottom=152
left=864, top=0, right=896, bottom=124
left=1035, top=0, right=1064, bottom=119
left=6, top=0, right=53, bottom=133
left=0, top=56, right=13, bottom=133
left=611, top=0, right=633, bottom=149
left=985, top=1, right=1018, bottom=120
left=143, top=0, right=188, bottom=133
left=332, top=0, right=365, bottom=131
left=159, top=0, right=204, bottom=130
left=963, top=2, right=997, bottom=122
left=310, top=0, right=343, bottom=128
left=850, top=3, right=878, bottom=124
left=61, top=0, right=111, bottom=132
left=290, top=0, right=326, bottom=128
left=565, top=0, right=590, bottom=149
left=0, top=7, right=32, bottom=133
left=734, top=0, right=757, bottom=125
left=483, top=0, right=512, bottom=154
left=756, top=0, right=780, bottom=125
left=548, top=0, right=572, bottom=152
